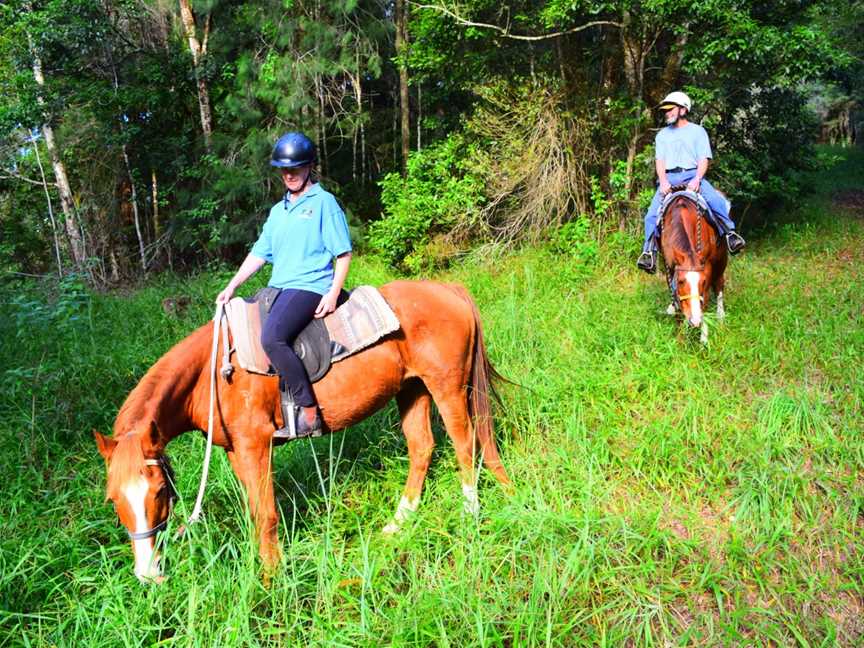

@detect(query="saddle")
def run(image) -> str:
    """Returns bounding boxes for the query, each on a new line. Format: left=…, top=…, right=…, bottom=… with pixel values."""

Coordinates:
left=654, top=187, right=721, bottom=247
left=222, top=285, right=401, bottom=384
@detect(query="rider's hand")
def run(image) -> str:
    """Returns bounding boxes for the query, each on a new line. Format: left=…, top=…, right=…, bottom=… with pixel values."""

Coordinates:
left=215, top=286, right=235, bottom=305
left=686, top=178, right=701, bottom=193
left=659, top=180, right=672, bottom=195
left=314, top=290, right=339, bottom=318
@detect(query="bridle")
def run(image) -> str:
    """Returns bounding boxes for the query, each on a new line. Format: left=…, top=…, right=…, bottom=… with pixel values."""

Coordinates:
left=126, top=454, right=178, bottom=541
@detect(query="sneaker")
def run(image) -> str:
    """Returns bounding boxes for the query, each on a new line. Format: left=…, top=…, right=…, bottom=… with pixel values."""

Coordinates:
left=636, top=251, right=657, bottom=274
left=726, top=232, right=746, bottom=255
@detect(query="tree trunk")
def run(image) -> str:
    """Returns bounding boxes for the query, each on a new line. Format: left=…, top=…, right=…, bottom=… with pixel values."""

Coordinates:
left=416, top=82, right=422, bottom=151
left=395, top=0, right=410, bottom=174
left=122, top=145, right=147, bottom=272
left=31, top=136, right=63, bottom=276
left=152, top=169, right=161, bottom=238
left=656, top=29, right=689, bottom=102
left=108, top=45, right=148, bottom=274
left=178, top=0, right=213, bottom=149
left=29, top=37, right=85, bottom=268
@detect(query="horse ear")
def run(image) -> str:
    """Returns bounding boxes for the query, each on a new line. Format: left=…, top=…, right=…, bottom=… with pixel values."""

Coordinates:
left=93, top=430, right=117, bottom=460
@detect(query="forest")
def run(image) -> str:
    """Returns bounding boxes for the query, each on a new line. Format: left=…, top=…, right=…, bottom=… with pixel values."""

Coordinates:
left=2, top=0, right=861, bottom=279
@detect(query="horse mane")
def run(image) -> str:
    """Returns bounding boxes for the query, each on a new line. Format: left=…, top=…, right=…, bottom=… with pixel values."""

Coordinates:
left=106, top=434, right=147, bottom=498
left=667, top=197, right=698, bottom=262
left=113, top=324, right=210, bottom=439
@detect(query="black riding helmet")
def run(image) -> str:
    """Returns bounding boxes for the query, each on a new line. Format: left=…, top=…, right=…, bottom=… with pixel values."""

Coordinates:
left=270, top=132, right=317, bottom=168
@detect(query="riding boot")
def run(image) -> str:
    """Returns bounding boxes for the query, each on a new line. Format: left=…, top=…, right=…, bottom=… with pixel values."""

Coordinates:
left=725, top=231, right=746, bottom=255
left=637, top=250, right=657, bottom=274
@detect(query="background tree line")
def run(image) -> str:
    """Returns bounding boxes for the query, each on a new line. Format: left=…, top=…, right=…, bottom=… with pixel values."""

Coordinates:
left=1, top=0, right=861, bottom=281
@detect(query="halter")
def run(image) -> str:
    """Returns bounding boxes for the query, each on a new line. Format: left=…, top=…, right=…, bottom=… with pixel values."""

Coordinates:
left=126, top=454, right=178, bottom=541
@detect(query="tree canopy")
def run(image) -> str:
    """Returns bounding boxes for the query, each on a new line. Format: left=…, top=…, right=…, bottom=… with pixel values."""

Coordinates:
left=1, top=0, right=860, bottom=279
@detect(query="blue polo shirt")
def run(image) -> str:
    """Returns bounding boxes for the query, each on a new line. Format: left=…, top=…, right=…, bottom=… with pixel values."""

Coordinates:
left=655, top=122, right=712, bottom=170
left=250, top=183, right=352, bottom=295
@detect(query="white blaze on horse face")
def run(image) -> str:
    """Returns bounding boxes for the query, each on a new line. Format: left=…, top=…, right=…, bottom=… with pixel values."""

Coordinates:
left=122, top=477, right=162, bottom=581
left=685, top=271, right=703, bottom=326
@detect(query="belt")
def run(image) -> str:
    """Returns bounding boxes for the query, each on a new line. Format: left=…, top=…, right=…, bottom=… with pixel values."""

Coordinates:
left=665, top=167, right=695, bottom=174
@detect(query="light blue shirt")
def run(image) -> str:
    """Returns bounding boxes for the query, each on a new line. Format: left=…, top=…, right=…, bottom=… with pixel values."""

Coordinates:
left=655, top=122, right=712, bottom=170
left=251, top=183, right=352, bottom=295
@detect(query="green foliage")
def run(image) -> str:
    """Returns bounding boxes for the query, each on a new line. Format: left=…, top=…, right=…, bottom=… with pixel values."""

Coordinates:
left=551, top=216, right=598, bottom=268
left=1, top=152, right=864, bottom=645
left=368, top=134, right=484, bottom=270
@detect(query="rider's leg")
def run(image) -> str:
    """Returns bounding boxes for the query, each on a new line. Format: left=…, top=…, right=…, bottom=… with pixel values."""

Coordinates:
left=642, top=188, right=664, bottom=253
left=261, top=289, right=322, bottom=434
left=637, top=188, right=663, bottom=273
left=699, top=179, right=734, bottom=233
left=700, top=179, right=745, bottom=253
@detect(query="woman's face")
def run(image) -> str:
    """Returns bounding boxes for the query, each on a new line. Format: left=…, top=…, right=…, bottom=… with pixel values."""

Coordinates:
left=281, top=164, right=311, bottom=193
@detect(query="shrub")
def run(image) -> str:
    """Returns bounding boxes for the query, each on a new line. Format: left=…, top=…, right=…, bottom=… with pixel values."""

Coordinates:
left=368, top=134, right=484, bottom=269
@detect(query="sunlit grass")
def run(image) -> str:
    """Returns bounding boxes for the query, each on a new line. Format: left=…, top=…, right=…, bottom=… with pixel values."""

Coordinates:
left=1, top=149, right=862, bottom=646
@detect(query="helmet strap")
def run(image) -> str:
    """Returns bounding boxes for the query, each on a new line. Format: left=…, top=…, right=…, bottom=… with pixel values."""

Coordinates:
left=282, top=167, right=313, bottom=208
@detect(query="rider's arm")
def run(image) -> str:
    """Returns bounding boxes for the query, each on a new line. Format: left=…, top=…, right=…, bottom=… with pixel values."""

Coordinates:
left=216, top=254, right=267, bottom=304
left=315, top=252, right=352, bottom=318
left=656, top=158, right=672, bottom=194
left=656, top=158, right=668, bottom=186
left=694, top=158, right=709, bottom=183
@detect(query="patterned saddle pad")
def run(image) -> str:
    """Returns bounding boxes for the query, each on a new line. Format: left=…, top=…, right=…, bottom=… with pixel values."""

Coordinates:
left=660, top=189, right=711, bottom=219
left=224, top=285, right=400, bottom=383
left=657, top=189, right=720, bottom=240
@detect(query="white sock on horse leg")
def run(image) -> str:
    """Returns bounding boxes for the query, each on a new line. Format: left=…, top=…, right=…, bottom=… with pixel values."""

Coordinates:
left=716, top=291, right=725, bottom=320
left=461, top=482, right=480, bottom=516
left=382, top=495, right=419, bottom=535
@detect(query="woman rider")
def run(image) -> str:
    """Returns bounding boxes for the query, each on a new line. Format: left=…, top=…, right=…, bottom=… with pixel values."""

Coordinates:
left=216, top=132, right=352, bottom=438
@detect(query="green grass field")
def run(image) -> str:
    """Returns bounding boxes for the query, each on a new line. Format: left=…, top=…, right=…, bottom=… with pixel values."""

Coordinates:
left=1, top=149, right=862, bottom=646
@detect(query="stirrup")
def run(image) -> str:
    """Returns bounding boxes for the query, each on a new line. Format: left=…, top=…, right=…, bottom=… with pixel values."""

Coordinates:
left=637, top=251, right=657, bottom=274
left=726, top=232, right=746, bottom=255
left=274, top=390, right=322, bottom=440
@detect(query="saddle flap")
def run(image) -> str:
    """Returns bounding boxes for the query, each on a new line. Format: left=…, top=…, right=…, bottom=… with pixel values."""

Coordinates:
left=225, top=296, right=277, bottom=376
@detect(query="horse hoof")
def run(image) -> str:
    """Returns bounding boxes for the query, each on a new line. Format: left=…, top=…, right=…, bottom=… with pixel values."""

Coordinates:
left=666, top=303, right=677, bottom=316
left=382, top=521, right=402, bottom=535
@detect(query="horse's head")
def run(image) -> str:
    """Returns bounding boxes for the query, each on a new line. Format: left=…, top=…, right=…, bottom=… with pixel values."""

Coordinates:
left=94, top=423, right=176, bottom=583
left=674, top=266, right=706, bottom=328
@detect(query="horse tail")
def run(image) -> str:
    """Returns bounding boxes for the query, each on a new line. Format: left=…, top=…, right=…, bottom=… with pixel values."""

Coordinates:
left=445, top=284, right=511, bottom=486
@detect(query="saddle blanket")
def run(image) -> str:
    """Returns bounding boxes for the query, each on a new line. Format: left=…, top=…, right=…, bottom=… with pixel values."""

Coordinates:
left=660, top=190, right=711, bottom=218
left=224, top=285, right=400, bottom=383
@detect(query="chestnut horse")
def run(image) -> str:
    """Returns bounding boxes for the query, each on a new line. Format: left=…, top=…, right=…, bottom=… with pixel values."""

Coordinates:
left=94, top=280, right=510, bottom=582
left=660, top=192, right=728, bottom=344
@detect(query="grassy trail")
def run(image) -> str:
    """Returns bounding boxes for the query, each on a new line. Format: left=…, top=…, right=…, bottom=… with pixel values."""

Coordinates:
left=1, top=150, right=862, bottom=646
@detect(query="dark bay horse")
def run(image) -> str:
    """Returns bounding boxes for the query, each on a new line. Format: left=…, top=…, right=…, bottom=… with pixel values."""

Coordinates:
left=660, top=192, right=728, bottom=344
left=94, top=280, right=510, bottom=582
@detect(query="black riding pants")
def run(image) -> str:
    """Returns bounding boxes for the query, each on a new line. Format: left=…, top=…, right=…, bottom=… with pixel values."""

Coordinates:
left=260, top=288, right=322, bottom=408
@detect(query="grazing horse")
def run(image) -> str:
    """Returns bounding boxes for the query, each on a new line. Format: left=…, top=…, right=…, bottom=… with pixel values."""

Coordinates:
left=660, top=191, right=728, bottom=344
left=93, top=281, right=510, bottom=582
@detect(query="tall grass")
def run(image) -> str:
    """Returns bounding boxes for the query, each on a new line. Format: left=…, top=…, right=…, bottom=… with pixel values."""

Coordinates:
left=1, top=149, right=862, bottom=646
